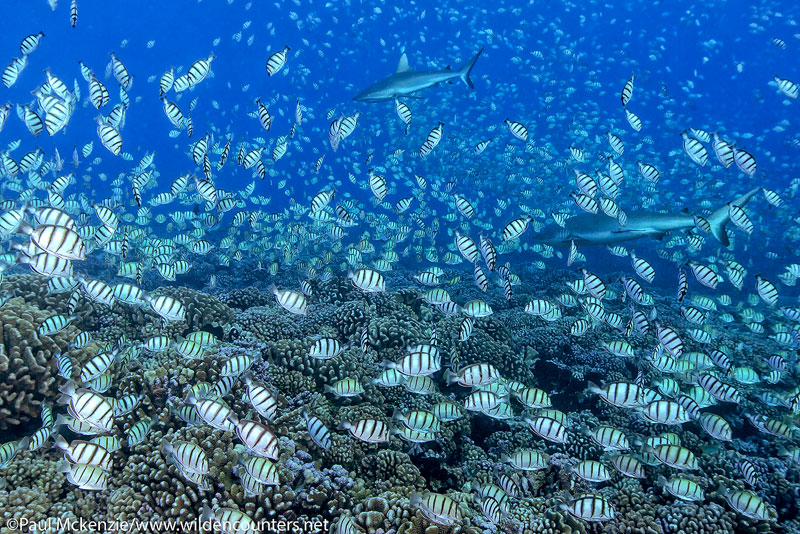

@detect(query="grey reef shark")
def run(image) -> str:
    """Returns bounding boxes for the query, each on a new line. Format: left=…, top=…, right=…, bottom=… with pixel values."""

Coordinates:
left=353, top=48, right=484, bottom=102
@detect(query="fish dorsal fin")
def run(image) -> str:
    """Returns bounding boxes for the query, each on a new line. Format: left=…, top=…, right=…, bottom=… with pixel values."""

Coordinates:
left=396, top=53, right=411, bottom=73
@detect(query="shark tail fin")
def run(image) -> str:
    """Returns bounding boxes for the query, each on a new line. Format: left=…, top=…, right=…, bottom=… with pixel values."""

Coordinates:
left=458, top=48, right=484, bottom=89
left=706, top=188, right=759, bottom=247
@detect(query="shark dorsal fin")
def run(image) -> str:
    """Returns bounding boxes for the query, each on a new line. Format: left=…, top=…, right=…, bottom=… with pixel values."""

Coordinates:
left=396, top=53, right=411, bottom=73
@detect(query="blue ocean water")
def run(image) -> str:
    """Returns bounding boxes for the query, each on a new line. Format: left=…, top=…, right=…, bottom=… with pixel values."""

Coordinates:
left=2, top=0, right=794, bottom=282
left=2, top=1, right=795, bottom=211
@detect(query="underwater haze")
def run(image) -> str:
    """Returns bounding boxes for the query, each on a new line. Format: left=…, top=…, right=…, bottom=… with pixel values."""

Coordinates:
left=1, top=0, right=800, bottom=533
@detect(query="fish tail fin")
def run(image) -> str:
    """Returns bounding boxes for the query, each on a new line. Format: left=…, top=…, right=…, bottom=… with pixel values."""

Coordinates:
left=444, top=369, right=457, bottom=385
left=56, top=459, right=71, bottom=474
left=53, top=434, right=69, bottom=450
left=707, top=188, right=759, bottom=247
left=17, top=436, right=30, bottom=452
left=200, top=504, right=214, bottom=522
left=458, top=48, right=483, bottom=89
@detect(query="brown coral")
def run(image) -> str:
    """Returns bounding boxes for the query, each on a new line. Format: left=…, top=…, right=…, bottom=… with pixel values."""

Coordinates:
left=0, top=296, right=77, bottom=430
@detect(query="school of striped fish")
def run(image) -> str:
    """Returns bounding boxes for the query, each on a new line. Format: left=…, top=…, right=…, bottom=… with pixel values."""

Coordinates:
left=0, top=0, right=799, bottom=532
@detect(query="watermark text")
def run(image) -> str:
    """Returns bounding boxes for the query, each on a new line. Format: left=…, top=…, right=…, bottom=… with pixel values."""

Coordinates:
left=4, top=516, right=331, bottom=533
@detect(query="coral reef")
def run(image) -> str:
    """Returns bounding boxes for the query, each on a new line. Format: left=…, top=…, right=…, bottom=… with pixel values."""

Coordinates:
left=0, top=276, right=796, bottom=534
left=0, top=296, right=79, bottom=430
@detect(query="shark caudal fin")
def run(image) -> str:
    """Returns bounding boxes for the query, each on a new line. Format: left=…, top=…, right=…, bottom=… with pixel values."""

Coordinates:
left=706, top=188, right=760, bottom=247
left=457, top=48, right=484, bottom=89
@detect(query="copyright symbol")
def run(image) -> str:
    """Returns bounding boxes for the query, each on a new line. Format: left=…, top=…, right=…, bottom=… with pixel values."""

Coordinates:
left=6, top=518, right=19, bottom=530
